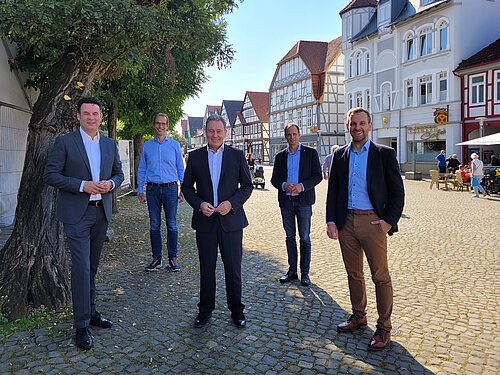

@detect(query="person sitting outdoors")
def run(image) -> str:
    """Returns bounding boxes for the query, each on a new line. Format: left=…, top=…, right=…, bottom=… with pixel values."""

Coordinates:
left=446, top=154, right=460, bottom=173
left=459, top=165, right=469, bottom=182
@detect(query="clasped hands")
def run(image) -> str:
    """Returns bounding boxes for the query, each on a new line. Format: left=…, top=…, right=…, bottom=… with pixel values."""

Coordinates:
left=83, top=180, right=112, bottom=195
left=283, top=182, right=303, bottom=195
left=200, top=200, right=232, bottom=217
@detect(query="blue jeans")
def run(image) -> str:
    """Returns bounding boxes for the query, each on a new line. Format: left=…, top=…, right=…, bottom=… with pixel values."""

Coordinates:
left=146, top=184, right=179, bottom=260
left=280, top=199, right=312, bottom=275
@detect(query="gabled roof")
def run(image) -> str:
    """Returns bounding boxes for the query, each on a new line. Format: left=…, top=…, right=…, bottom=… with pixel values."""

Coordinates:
left=246, top=92, right=269, bottom=122
left=279, top=41, right=329, bottom=74
left=221, top=100, right=243, bottom=127
left=187, top=116, right=203, bottom=137
left=181, top=119, right=188, bottom=133
left=324, top=37, right=342, bottom=70
left=456, top=37, right=500, bottom=72
left=339, top=0, right=377, bottom=16
left=206, top=105, right=221, bottom=115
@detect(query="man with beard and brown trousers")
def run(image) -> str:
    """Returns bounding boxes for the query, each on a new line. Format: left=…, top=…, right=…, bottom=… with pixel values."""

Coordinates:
left=326, top=107, right=404, bottom=351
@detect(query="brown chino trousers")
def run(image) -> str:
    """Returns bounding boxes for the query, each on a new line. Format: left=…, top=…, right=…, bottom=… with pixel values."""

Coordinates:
left=338, top=211, right=393, bottom=331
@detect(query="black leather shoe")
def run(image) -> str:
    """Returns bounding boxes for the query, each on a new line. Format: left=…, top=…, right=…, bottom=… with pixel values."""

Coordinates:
left=233, top=318, right=246, bottom=328
left=279, top=272, right=298, bottom=283
left=90, top=311, right=113, bottom=328
left=194, top=313, right=212, bottom=328
left=301, top=274, right=311, bottom=286
left=75, top=327, right=93, bottom=350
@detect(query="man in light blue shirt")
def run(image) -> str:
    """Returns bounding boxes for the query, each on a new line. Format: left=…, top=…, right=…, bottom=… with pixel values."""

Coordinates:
left=137, top=113, right=184, bottom=272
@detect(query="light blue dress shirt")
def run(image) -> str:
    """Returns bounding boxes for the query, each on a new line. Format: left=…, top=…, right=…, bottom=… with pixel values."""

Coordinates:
left=78, top=127, right=102, bottom=201
left=282, top=144, right=304, bottom=196
left=137, top=137, right=184, bottom=194
left=348, top=139, right=374, bottom=210
left=207, top=144, right=224, bottom=206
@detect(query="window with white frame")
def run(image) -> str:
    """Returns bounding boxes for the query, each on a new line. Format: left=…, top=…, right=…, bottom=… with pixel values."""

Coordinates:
left=348, top=93, right=353, bottom=110
left=379, top=3, right=390, bottom=24
left=355, top=91, right=362, bottom=107
left=406, top=34, right=414, bottom=60
left=439, top=72, right=447, bottom=102
left=307, top=107, right=312, bottom=126
left=470, top=74, right=485, bottom=105
left=406, top=79, right=414, bottom=106
left=382, top=83, right=391, bottom=111
left=365, top=53, right=370, bottom=72
left=439, top=21, right=448, bottom=51
left=365, top=89, right=370, bottom=111
left=348, top=59, right=353, bottom=78
left=297, top=108, right=302, bottom=127
left=419, top=76, right=432, bottom=105
left=356, top=52, right=362, bottom=76
left=419, top=26, right=433, bottom=57
left=496, top=71, right=500, bottom=102
left=288, top=111, right=293, bottom=124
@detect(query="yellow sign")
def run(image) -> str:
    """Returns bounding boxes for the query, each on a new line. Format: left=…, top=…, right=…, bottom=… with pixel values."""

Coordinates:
left=382, top=117, right=388, bottom=125
left=434, top=108, right=448, bottom=124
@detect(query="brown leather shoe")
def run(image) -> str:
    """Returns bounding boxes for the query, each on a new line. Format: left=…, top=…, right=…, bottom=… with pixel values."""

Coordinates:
left=337, top=314, right=367, bottom=332
left=368, top=328, right=391, bottom=350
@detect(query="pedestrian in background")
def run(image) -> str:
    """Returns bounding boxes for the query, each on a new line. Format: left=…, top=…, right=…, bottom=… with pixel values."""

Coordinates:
left=137, top=113, right=185, bottom=272
left=446, top=154, right=460, bottom=173
left=271, top=123, right=322, bottom=287
left=435, top=150, right=447, bottom=173
left=326, top=107, right=404, bottom=351
left=44, top=97, right=124, bottom=350
left=470, top=152, right=488, bottom=197
left=181, top=114, right=253, bottom=329
left=322, top=145, right=340, bottom=180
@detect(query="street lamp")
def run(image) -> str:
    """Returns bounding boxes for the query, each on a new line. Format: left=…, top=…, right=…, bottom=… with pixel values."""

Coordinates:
left=475, top=117, right=487, bottom=161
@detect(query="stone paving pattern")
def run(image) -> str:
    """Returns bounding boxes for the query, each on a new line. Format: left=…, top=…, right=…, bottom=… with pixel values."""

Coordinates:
left=1, top=166, right=499, bottom=374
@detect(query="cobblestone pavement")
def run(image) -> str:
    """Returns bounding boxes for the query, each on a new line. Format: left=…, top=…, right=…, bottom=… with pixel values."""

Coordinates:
left=1, top=166, right=499, bottom=374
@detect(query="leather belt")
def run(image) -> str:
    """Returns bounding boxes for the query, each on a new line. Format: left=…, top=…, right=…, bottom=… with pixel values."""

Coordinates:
left=88, top=200, right=102, bottom=207
left=347, top=209, right=375, bottom=215
left=287, top=195, right=300, bottom=200
left=147, top=181, right=177, bottom=187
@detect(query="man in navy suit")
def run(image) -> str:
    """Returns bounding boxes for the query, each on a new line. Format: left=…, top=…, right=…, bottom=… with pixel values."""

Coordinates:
left=326, top=107, right=404, bottom=351
left=181, top=114, right=253, bottom=328
left=44, top=97, right=124, bottom=350
left=271, top=123, right=322, bottom=287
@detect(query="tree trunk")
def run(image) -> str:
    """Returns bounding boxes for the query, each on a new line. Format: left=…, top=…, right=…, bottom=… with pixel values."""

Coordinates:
left=107, top=104, right=118, bottom=214
left=0, top=54, right=104, bottom=319
left=133, top=133, right=144, bottom=188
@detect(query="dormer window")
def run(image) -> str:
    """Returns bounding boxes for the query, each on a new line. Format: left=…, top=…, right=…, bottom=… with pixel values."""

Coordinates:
left=379, top=3, right=390, bottom=25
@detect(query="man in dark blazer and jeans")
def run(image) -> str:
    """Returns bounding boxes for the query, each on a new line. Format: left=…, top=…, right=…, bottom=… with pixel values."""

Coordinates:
left=181, top=114, right=253, bottom=328
left=326, top=107, right=404, bottom=351
left=44, top=97, right=124, bottom=350
left=271, top=123, right=322, bottom=287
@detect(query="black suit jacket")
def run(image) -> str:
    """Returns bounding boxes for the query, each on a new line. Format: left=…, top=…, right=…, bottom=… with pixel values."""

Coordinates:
left=326, top=142, right=404, bottom=235
left=271, top=145, right=322, bottom=207
left=181, top=145, right=253, bottom=233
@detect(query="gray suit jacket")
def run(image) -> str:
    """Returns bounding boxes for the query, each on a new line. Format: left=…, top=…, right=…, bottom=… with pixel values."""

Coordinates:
left=44, top=130, right=124, bottom=224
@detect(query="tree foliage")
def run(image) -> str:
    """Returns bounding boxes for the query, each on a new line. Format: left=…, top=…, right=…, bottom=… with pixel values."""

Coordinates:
left=0, top=0, right=238, bottom=319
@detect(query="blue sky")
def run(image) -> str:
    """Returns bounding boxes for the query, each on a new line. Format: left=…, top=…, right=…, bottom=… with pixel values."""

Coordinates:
left=181, top=0, right=345, bottom=119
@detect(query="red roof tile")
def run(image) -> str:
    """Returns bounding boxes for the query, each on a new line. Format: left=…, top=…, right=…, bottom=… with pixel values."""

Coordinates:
left=324, top=37, right=342, bottom=70
left=456, top=37, right=500, bottom=71
left=339, top=0, right=377, bottom=16
left=246, top=91, right=269, bottom=122
left=278, top=41, right=329, bottom=74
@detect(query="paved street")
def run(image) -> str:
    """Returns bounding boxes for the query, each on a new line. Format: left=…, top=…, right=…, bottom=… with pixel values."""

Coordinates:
left=1, top=166, right=499, bottom=374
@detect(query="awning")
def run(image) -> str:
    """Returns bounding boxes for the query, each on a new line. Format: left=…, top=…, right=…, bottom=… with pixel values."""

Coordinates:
left=456, top=132, right=500, bottom=146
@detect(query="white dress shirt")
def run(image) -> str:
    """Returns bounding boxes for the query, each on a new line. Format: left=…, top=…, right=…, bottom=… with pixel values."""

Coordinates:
left=207, top=144, right=224, bottom=207
left=79, top=127, right=102, bottom=201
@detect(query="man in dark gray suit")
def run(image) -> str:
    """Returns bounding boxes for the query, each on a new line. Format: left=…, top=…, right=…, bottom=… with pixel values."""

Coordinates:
left=44, top=97, right=124, bottom=350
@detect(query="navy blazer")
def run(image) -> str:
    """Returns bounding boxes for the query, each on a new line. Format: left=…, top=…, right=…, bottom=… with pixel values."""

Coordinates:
left=181, top=145, right=253, bottom=233
left=326, top=142, right=404, bottom=235
left=44, top=130, right=124, bottom=224
left=271, top=144, right=322, bottom=207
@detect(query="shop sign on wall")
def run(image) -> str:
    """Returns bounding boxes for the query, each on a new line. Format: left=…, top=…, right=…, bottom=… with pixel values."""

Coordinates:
left=407, top=125, right=446, bottom=140
left=434, top=107, right=448, bottom=124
